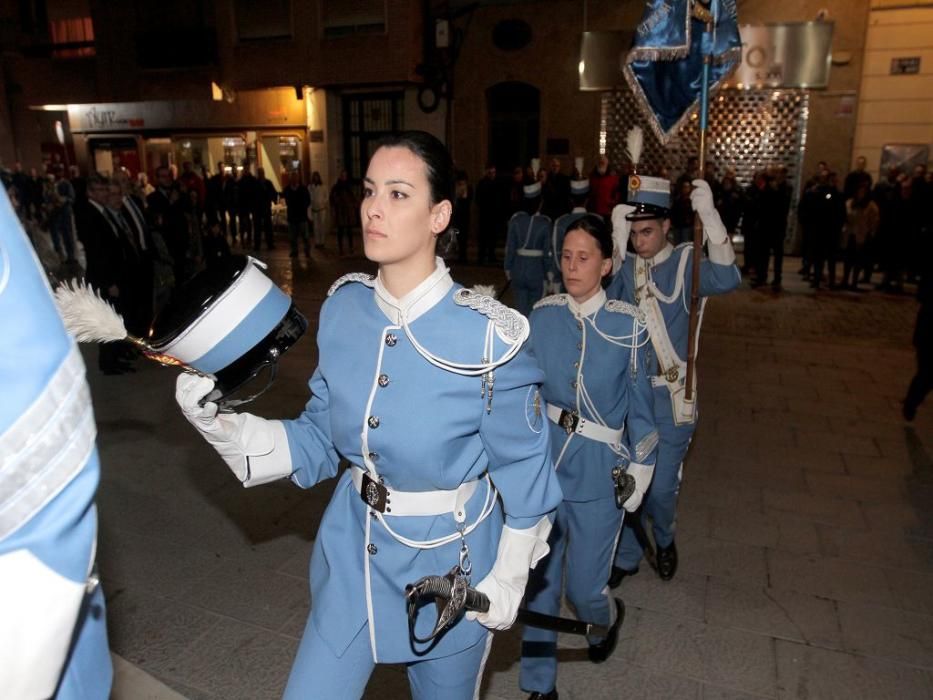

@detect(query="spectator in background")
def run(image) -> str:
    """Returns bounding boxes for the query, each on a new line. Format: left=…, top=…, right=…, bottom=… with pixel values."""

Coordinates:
left=253, top=167, right=278, bottom=252
left=742, top=170, right=768, bottom=281
left=202, top=220, right=231, bottom=270
left=475, top=163, right=502, bottom=265
left=50, top=167, right=78, bottom=264
left=873, top=167, right=901, bottom=291
left=810, top=172, right=847, bottom=290
left=452, top=170, right=472, bottom=263
left=330, top=169, right=357, bottom=256
left=540, top=157, right=570, bottom=219
left=205, top=163, right=226, bottom=235
left=236, top=161, right=257, bottom=251
left=589, top=155, right=620, bottom=218
left=146, top=165, right=189, bottom=286
left=222, top=165, right=239, bottom=245
left=669, top=178, right=694, bottom=245
left=137, top=171, right=155, bottom=199
left=842, top=180, right=880, bottom=290
left=282, top=170, right=311, bottom=258
left=756, top=165, right=792, bottom=291
left=844, top=155, right=873, bottom=200
left=308, top=170, right=328, bottom=250
left=716, top=169, right=744, bottom=247
left=178, top=161, right=206, bottom=207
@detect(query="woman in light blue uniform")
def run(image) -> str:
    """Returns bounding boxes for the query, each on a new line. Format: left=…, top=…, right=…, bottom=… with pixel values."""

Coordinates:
left=519, top=215, right=658, bottom=700
left=505, top=180, right=552, bottom=316
left=175, top=131, right=562, bottom=700
left=606, top=175, right=741, bottom=586
left=0, top=187, right=112, bottom=699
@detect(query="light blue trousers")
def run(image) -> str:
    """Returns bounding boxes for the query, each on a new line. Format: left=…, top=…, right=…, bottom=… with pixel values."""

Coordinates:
left=284, top=617, right=493, bottom=700
left=519, top=496, right=623, bottom=694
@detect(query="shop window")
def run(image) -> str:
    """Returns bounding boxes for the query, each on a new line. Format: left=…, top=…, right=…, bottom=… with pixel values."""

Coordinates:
left=48, top=16, right=95, bottom=58
left=321, top=0, right=386, bottom=39
left=342, top=92, right=402, bottom=183
left=235, top=0, right=292, bottom=41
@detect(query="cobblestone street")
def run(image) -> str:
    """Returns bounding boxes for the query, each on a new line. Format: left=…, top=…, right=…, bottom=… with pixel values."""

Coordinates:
left=89, top=245, right=933, bottom=700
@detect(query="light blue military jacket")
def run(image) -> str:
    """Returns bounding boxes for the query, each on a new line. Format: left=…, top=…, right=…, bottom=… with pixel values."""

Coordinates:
left=505, top=212, right=552, bottom=283
left=281, top=261, right=562, bottom=663
left=529, top=290, right=657, bottom=502
left=0, top=189, right=112, bottom=698
left=606, top=242, right=741, bottom=425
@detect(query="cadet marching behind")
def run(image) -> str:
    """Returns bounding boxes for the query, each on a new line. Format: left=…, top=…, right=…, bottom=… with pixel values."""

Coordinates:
left=175, top=131, right=564, bottom=699
left=519, top=214, right=658, bottom=700
left=607, top=168, right=740, bottom=587
left=505, top=162, right=553, bottom=316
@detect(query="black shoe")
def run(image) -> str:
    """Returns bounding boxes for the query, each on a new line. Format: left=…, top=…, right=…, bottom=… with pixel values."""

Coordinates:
left=588, top=598, right=624, bottom=663
left=527, top=691, right=558, bottom=700
left=608, top=565, right=638, bottom=589
left=656, top=542, right=678, bottom=581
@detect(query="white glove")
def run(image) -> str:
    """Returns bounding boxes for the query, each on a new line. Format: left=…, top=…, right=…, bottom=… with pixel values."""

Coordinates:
left=175, top=373, right=291, bottom=486
left=622, top=461, right=655, bottom=512
left=466, top=517, right=552, bottom=630
left=611, top=203, right=636, bottom=271
left=690, top=179, right=728, bottom=245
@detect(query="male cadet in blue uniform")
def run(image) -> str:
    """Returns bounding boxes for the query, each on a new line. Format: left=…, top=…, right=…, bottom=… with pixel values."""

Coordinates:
left=505, top=177, right=552, bottom=316
left=607, top=173, right=740, bottom=585
left=0, top=187, right=113, bottom=698
left=548, top=177, right=597, bottom=293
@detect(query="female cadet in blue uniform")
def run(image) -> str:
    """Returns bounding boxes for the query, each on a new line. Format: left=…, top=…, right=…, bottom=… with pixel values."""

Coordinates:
left=505, top=180, right=552, bottom=316
left=519, top=215, right=658, bottom=700
left=607, top=176, right=740, bottom=586
left=0, top=187, right=112, bottom=698
left=175, top=131, right=563, bottom=700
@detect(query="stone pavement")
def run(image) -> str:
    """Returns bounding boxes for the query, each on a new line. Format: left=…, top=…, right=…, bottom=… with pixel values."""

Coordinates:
left=87, top=243, right=933, bottom=700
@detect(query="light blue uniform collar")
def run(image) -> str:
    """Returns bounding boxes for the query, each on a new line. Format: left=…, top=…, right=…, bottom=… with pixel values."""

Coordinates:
left=374, top=257, right=453, bottom=325
left=568, top=288, right=606, bottom=317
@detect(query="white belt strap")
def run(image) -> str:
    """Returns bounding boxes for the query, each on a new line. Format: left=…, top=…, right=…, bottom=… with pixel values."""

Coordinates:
left=641, top=295, right=685, bottom=383
left=545, top=403, right=623, bottom=446
left=351, top=466, right=479, bottom=517
left=516, top=249, right=544, bottom=257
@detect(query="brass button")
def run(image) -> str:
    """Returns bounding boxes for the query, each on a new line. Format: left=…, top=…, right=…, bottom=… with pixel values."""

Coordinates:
left=368, top=451, right=379, bottom=461
left=368, top=416, right=380, bottom=429
left=367, top=543, right=377, bottom=555
left=577, top=342, right=583, bottom=350
left=570, top=380, right=577, bottom=389
left=385, top=333, right=398, bottom=346
left=378, top=374, right=389, bottom=387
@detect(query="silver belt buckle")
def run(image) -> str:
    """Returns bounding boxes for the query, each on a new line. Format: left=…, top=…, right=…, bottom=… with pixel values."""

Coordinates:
left=559, top=409, right=579, bottom=435
left=360, top=471, right=388, bottom=513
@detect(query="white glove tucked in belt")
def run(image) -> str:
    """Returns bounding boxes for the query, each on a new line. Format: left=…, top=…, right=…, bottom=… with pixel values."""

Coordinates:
left=175, top=373, right=292, bottom=486
left=465, top=516, right=552, bottom=630
left=622, top=461, right=655, bottom=512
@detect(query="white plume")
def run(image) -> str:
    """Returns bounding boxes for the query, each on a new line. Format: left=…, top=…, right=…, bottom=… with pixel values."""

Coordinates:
left=54, top=279, right=129, bottom=343
left=472, top=284, right=498, bottom=298
left=626, top=126, right=644, bottom=169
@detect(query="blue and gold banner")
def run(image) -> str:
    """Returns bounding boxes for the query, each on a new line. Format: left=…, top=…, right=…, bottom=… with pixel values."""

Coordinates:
left=623, top=0, right=741, bottom=143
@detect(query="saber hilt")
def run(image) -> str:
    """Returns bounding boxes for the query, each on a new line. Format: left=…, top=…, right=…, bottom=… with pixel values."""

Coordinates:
left=405, top=567, right=488, bottom=646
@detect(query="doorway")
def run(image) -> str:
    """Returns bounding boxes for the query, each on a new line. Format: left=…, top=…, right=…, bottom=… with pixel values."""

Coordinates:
left=487, top=82, right=540, bottom=173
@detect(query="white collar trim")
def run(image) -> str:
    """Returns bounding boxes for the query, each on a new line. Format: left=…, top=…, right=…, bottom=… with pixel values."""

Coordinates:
left=569, top=288, right=606, bottom=317
left=374, top=257, right=453, bottom=325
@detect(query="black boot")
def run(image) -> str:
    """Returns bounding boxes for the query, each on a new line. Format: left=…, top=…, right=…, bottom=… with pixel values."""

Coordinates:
left=588, top=598, right=624, bottom=663
left=656, top=541, right=678, bottom=581
left=608, top=565, right=638, bottom=589
left=527, top=691, right=558, bottom=700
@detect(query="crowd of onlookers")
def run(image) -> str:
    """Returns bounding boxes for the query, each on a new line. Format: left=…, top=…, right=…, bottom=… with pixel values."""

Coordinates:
left=459, top=153, right=932, bottom=296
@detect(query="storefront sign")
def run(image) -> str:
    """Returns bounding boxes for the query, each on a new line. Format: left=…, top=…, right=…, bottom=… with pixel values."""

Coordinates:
left=728, top=22, right=834, bottom=89
left=890, top=57, right=920, bottom=75
left=68, top=88, right=307, bottom=133
left=579, top=22, right=833, bottom=92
